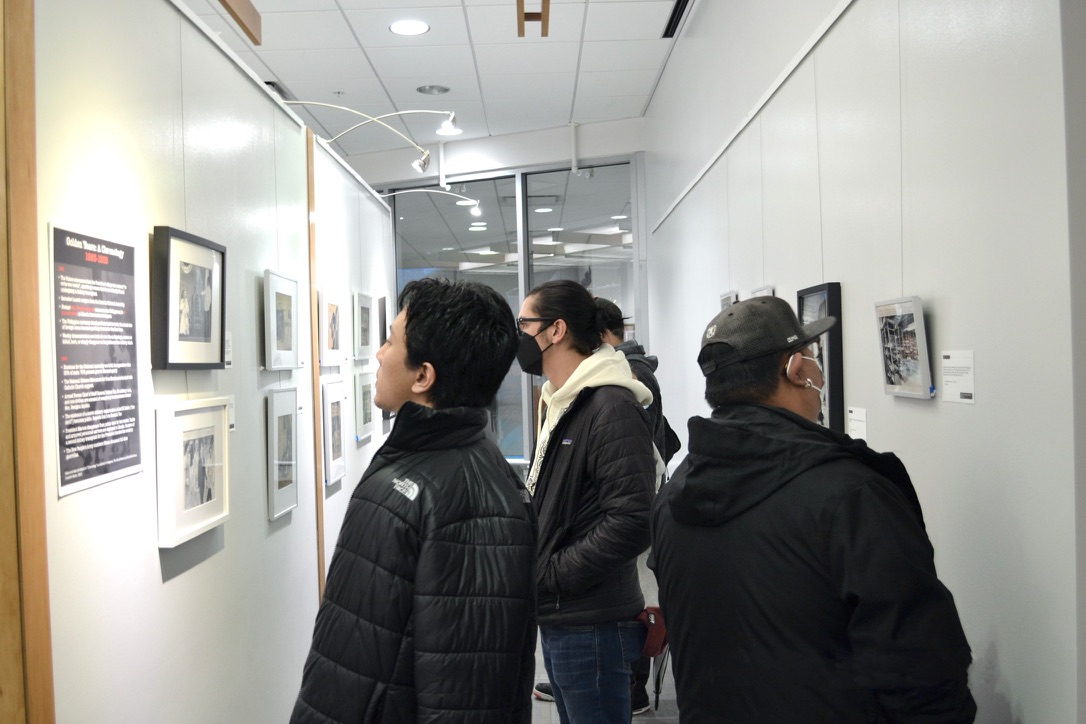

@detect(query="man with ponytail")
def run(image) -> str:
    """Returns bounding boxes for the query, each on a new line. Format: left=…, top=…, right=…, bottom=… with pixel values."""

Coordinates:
left=515, top=279, right=658, bottom=724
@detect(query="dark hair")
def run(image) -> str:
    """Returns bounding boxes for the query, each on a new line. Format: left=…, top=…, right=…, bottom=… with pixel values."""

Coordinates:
left=525, top=279, right=602, bottom=355
left=398, top=278, right=518, bottom=409
left=594, top=297, right=626, bottom=338
left=702, top=348, right=791, bottom=408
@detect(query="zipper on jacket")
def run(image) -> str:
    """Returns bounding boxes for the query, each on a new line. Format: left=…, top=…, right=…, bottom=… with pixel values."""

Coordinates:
left=555, top=592, right=560, bottom=611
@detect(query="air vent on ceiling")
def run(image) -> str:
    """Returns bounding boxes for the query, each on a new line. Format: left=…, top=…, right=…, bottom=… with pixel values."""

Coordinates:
left=662, top=0, right=693, bottom=39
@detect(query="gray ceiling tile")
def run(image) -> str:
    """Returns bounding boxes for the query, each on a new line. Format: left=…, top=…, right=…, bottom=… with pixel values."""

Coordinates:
left=257, top=48, right=376, bottom=82
left=366, top=45, right=477, bottom=78
left=576, top=69, right=659, bottom=97
left=474, top=42, right=580, bottom=75
left=584, top=1, right=674, bottom=41
left=253, top=11, right=360, bottom=51
left=579, top=39, right=671, bottom=72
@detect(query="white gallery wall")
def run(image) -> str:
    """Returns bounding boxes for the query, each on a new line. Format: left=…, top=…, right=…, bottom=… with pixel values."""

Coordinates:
left=644, top=0, right=1078, bottom=720
left=35, top=0, right=392, bottom=721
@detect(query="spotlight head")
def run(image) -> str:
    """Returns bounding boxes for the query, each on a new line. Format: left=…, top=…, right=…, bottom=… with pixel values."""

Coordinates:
left=470, top=203, right=482, bottom=217
left=412, top=150, right=431, bottom=174
left=436, top=112, right=462, bottom=136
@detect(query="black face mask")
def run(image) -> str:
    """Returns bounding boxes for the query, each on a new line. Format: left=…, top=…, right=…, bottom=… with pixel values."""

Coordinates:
left=516, top=325, right=553, bottom=376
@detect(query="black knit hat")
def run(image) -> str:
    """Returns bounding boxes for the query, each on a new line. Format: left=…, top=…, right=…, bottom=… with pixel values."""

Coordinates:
left=698, top=296, right=836, bottom=375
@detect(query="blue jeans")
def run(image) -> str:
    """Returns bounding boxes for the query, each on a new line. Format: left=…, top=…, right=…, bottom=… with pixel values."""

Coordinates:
left=541, top=621, right=647, bottom=724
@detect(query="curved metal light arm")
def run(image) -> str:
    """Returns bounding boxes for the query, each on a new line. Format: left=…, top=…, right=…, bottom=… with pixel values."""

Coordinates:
left=284, top=101, right=428, bottom=155
left=327, top=110, right=456, bottom=143
left=378, top=188, right=482, bottom=215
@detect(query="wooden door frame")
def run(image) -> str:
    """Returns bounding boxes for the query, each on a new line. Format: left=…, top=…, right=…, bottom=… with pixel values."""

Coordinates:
left=2, top=0, right=56, bottom=720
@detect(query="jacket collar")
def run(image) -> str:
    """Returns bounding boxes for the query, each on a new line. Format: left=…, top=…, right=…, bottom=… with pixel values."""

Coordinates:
left=384, top=401, right=488, bottom=452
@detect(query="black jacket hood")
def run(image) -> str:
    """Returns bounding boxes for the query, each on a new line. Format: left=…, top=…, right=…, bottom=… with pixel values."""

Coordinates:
left=667, top=404, right=924, bottom=528
left=383, top=401, right=487, bottom=453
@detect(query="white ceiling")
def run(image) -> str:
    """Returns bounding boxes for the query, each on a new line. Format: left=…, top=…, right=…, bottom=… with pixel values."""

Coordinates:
left=184, top=0, right=682, bottom=161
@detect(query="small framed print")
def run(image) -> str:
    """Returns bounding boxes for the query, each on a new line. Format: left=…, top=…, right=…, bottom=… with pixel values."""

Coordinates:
left=319, top=289, right=345, bottom=367
left=875, top=296, right=935, bottom=399
left=355, top=371, right=375, bottom=444
left=354, top=293, right=373, bottom=360
left=797, top=282, right=843, bottom=432
left=264, top=270, right=300, bottom=370
left=750, top=285, right=775, bottom=298
left=720, top=290, right=739, bottom=310
left=267, top=387, right=299, bottom=520
left=152, top=226, right=226, bottom=369
left=322, top=378, right=346, bottom=485
left=155, top=396, right=230, bottom=547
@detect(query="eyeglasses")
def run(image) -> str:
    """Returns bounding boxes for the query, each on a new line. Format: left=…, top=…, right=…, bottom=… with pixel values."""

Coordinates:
left=517, top=316, right=555, bottom=330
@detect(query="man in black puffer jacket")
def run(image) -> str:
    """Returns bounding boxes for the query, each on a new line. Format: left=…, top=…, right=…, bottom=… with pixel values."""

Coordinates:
left=651, top=297, right=975, bottom=723
left=292, top=279, right=537, bottom=724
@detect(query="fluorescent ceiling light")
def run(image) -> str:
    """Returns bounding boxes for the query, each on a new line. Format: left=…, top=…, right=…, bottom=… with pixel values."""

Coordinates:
left=547, top=227, right=563, bottom=232
left=441, top=246, right=455, bottom=251
left=611, top=215, right=628, bottom=220
left=534, top=207, right=553, bottom=213
left=534, top=239, right=562, bottom=246
left=390, top=19, right=429, bottom=36
left=471, top=221, right=487, bottom=226
left=469, top=226, right=487, bottom=232
left=456, top=199, right=476, bottom=206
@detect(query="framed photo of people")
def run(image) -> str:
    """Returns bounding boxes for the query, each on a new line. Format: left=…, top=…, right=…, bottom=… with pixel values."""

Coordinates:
left=354, top=292, right=373, bottom=360
left=266, top=387, right=299, bottom=520
left=151, top=226, right=226, bottom=369
left=263, top=270, right=300, bottom=370
left=322, top=378, right=346, bottom=485
left=319, top=288, right=345, bottom=367
left=875, top=296, right=935, bottom=399
left=797, top=283, right=844, bottom=432
left=155, top=395, right=230, bottom=547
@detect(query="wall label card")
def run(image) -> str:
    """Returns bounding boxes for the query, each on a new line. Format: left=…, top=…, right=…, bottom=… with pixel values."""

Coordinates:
left=52, top=226, right=142, bottom=495
left=941, top=350, right=975, bottom=404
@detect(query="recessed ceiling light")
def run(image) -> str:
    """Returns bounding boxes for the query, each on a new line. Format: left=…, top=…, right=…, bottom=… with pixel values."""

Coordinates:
left=441, top=246, right=455, bottom=251
left=471, top=221, right=487, bottom=226
left=534, top=240, right=562, bottom=246
left=611, top=215, right=628, bottom=220
left=476, top=249, right=500, bottom=256
left=535, top=207, right=553, bottom=213
left=417, top=84, right=450, bottom=95
left=547, top=227, right=564, bottom=232
left=391, top=19, right=429, bottom=36
left=469, top=226, right=487, bottom=232
left=456, top=199, right=476, bottom=206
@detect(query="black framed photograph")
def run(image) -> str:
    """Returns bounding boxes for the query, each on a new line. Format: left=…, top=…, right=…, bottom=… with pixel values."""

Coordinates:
left=354, top=371, right=375, bottom=444
left=377, top=296, right=389, bottom=347
left=152, top=226, right=226, bottom=369
left=267, top=387, right=299, bottom=520
left=875, top=296, right=935, bottom=399
left=155, top=395, right=230, bottom=547
left=797, top=282, right=843, bottom=432
left=264, top=269, right=300, bottom=370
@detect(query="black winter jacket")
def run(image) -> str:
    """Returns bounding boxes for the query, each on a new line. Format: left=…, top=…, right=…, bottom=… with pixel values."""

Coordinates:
left=533, top=385, right=656, bottom=626
left=615, top=340, right=667, bottom=462
left=650, top=404, right=975, bottom=723
left=291, top=403, right=538, bottom=724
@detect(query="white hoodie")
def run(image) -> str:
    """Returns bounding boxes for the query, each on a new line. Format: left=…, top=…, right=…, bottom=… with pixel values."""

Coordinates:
left=525, top=344, right=662, bottom=494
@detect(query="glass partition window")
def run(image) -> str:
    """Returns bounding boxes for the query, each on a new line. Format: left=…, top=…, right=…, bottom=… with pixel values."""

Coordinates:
left=526, top=164, right=635, bottom=333
left=389, top=163, right=635, bottom=459
left=392, top=177, right=524, bottom=456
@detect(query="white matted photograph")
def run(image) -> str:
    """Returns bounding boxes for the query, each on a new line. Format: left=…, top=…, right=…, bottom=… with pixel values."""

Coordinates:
left=875, top=296, right=935, bottom=399
left=720, top=290, right=739, bottom=310
left=319, top=288, right=345, bottom=367
left=354, top=292, right=373, bottom=360
left=155, top=395, right=231, bottom=547
left=264, top=269, right=300, bottom=370
left=267, top=387, right=299, bottom=520
left=355, top=371, right=374, bottom=444
left=322, top=378, right=346, bottom=485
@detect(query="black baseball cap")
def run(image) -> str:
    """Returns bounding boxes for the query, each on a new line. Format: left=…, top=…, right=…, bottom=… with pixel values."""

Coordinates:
left=698, top=296, right=836, bottom=375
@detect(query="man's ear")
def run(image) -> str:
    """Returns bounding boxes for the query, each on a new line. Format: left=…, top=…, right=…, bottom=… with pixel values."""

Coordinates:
left=411, top=362, right=436, bottom=396
left=784, top=352, right=806, bottom=386
left=549, top=318, right=567, bottom=344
